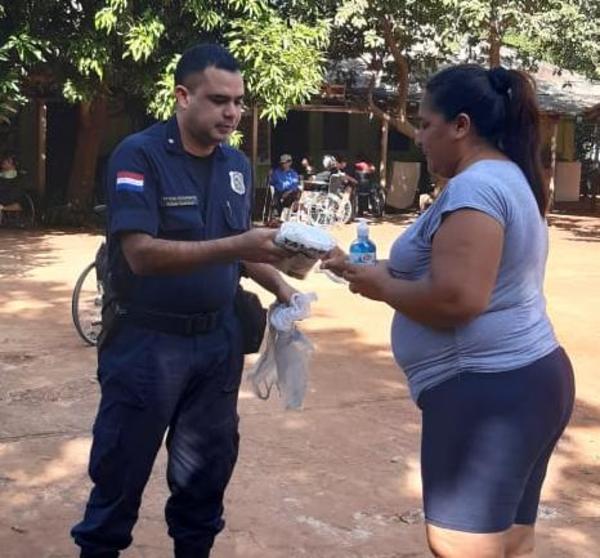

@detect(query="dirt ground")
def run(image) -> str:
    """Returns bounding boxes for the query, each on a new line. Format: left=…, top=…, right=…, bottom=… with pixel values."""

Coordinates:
left=1, top=211, right=599, bottom=558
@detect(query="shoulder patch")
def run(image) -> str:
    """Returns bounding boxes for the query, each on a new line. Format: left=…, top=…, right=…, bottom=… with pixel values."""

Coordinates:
left=229, top=171, right=246, bottom=195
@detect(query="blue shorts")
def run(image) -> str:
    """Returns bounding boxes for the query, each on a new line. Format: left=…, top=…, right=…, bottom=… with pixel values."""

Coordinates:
left=418, top=347, right=574, bottom=533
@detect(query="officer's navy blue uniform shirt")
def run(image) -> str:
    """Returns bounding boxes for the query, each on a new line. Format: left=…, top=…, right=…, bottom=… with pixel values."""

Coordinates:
left=106, top=116, right=252, bottom=314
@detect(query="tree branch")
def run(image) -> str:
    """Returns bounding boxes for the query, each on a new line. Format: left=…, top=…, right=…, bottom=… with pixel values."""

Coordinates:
left=379, top=16, right=416, bottom=138
left=366, top=74, right=416, bottom=139
left=381, top=16, right=410, bottom=118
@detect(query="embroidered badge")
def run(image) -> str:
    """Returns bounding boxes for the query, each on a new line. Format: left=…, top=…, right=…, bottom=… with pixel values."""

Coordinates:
left=160, top=195, right=199, bottom=207
left=229, top=171, right=245, bottom=195
left=116, top=171, right=144, bottom=192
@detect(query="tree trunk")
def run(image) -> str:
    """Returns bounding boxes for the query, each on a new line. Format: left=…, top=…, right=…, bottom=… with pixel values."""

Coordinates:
left=66, top=95, right=108, bottom=210
left=489, top=34, right=501, bottom=67
left=377, top=17, right=417, bottom=139
left=489, top=18, right=501, bottom=67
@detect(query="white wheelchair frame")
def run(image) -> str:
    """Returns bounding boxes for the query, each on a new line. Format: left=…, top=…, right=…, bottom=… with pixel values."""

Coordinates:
left=282, top=174, right=353, bottom=227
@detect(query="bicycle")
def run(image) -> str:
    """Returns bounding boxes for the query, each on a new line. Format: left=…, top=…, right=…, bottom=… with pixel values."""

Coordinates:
left=71, top=205, right=106, bottom=346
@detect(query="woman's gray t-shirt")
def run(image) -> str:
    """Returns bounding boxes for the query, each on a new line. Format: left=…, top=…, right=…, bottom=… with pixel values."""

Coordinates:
left=389, top=160, right=558, bottom=402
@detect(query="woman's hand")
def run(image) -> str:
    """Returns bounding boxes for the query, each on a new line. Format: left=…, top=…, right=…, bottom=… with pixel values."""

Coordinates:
left=344, top=261, right=391, bottom=302
left=320, top=246, right=349, bottom=277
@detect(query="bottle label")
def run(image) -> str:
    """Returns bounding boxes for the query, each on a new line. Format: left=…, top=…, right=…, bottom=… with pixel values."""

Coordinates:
left=348, top=252, right=376, bottom=266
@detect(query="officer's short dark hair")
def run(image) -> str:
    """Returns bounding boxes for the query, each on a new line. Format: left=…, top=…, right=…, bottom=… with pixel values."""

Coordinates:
left=175, top=44, right=241, bottom=89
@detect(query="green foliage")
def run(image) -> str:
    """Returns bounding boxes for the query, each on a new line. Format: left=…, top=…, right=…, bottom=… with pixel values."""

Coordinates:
left=56, top=0, right=328, bottom=124
left=525, top=0, right=600, bottom=79
left=94, top=7, right=119, bottom=34
left=227, top=13, right=329, bottom=121
left=442, top=0, right=600, bottom=77
left=328, top=0, right=600, bottom=131
left=3, top=31, right=46, bottom=64
left=0, top=0, right=328, bottom=129
left=332, top=0, right=457, bottom=79
left=122, top=12, right=165, bottom=62
left=329, top=0, right=457, bottom=125
left=147, top=54, right=180, bottom=121
left=0, top=27, right=48, bottom=123
left=227, top=129, right=243, bottom=148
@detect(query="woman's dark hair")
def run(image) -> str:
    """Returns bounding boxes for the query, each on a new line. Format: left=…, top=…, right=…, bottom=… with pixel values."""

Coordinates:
left=175, top=43, right=240, bottom=89
left=425, top=64, right=548, bottom=215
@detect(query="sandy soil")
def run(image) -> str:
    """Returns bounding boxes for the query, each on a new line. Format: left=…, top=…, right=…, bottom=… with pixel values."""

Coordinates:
left=0, top=211, right=599, bottom=557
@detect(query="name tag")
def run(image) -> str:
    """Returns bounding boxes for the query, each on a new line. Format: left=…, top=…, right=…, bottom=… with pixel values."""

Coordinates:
left=160, top=195, right=199, bottom=207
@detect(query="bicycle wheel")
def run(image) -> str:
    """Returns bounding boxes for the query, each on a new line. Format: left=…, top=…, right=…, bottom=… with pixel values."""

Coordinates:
left=72, top=262, right=103, bottom=346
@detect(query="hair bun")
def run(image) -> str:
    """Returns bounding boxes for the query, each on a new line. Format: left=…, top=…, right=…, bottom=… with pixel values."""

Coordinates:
left=488, top=67, right=512, bottom=95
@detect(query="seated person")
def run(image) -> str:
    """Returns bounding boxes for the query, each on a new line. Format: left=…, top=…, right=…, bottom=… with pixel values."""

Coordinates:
left=354, top=156, right=376, bottom=174
left=311, top=154, right=337, bottom=188
left=335, top=155, right=358, bottom=196
left=0, top=154, right=18, bottom=179
left=300, top=156, right=315, bottom=180
left=270, top=153, right=301, bottom=217
left=0, top=154, right=25, bottom=208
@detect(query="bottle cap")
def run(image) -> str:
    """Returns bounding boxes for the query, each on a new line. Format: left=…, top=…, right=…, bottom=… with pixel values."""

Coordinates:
left=356, top=218, right=369, bottom=237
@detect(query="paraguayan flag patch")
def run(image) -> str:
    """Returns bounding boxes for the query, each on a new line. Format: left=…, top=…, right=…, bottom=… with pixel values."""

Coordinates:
left=229, top=171, right=245, bottom=195
left=116, top=171, right=144, bottom=192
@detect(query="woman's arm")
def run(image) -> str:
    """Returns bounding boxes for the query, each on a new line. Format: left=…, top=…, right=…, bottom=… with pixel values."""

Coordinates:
left=342, top=209, right=504, bottom=328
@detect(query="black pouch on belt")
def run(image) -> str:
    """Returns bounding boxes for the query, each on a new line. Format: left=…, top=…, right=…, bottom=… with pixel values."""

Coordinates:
left=96, top=299, right=124, bottom=353
left=234, top=286, right=267, bottom=354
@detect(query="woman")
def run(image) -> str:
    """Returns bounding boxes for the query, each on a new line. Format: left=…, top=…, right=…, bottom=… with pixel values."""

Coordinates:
left=323, top=65, right=574, bottom=558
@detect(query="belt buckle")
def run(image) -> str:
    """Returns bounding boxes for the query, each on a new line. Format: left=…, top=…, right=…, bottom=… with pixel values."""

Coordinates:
left=184, top=315, right=196, bottom=335
left=186, top=313, right=209, bottom=335
left=183, top=312, right=218, bottom=335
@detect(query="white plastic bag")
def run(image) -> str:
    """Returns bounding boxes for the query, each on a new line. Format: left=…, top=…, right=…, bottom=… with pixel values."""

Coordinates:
left=247, top=292, right=316, bottom=409
left=270, top=292, right=317, bottom=332
left=247, top=321, right=278, bottom=401
left=274, top=327, right=314, bottom=409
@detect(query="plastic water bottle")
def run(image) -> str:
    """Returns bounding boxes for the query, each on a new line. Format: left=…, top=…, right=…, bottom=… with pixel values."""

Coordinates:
left=349, top=219, right=376, bottom=265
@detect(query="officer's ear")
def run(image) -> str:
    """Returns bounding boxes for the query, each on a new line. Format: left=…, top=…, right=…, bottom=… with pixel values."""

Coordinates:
left=174, top=85, right=192, bottom=109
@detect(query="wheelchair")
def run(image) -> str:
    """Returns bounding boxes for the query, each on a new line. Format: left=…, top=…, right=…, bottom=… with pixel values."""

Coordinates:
left=0, top=179, right=36, bottom=228
left=355, top=171, right=385, bottom=218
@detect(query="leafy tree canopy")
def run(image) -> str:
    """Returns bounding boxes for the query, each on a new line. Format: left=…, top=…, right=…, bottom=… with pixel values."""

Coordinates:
left=1, top=0, right=330, bottom=123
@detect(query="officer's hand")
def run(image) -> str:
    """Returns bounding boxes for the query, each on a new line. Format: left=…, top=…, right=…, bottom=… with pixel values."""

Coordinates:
left=237, top=227, right=289, bottom=264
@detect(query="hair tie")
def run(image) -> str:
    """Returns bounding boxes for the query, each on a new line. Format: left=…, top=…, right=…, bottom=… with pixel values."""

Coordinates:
left=488, top=67, right=512, bottom=95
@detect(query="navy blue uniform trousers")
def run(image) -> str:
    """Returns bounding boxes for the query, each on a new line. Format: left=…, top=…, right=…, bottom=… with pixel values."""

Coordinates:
left=71, top=315, right=244, bottom=557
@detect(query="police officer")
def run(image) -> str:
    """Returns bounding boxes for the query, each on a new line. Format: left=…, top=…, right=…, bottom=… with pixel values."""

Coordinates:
left=71, top=44, right=296, bottom=558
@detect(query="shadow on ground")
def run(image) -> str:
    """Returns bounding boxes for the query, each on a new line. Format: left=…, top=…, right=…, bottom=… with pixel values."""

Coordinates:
left=548, top=214, right=600, bottom=243
left=1, top=222, right=600, bottom=557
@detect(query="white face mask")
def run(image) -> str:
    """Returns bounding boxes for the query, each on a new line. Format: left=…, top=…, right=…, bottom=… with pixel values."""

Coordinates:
left=0, top=169, right=17, bottom=179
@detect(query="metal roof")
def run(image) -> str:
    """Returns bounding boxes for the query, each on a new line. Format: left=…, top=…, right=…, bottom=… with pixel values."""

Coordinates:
left=324, top=57, right=600, bottom=117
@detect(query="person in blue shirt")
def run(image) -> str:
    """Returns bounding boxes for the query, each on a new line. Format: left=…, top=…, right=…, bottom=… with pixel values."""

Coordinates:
left=270, top=153, right=301, bottom=218
left=71, top=44, right=296, bottom=558
left=323, top=65, right=574, bottom=558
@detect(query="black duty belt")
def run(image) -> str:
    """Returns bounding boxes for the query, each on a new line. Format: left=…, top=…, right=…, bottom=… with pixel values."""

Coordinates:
left=121, top=306, right=221, bottom=336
